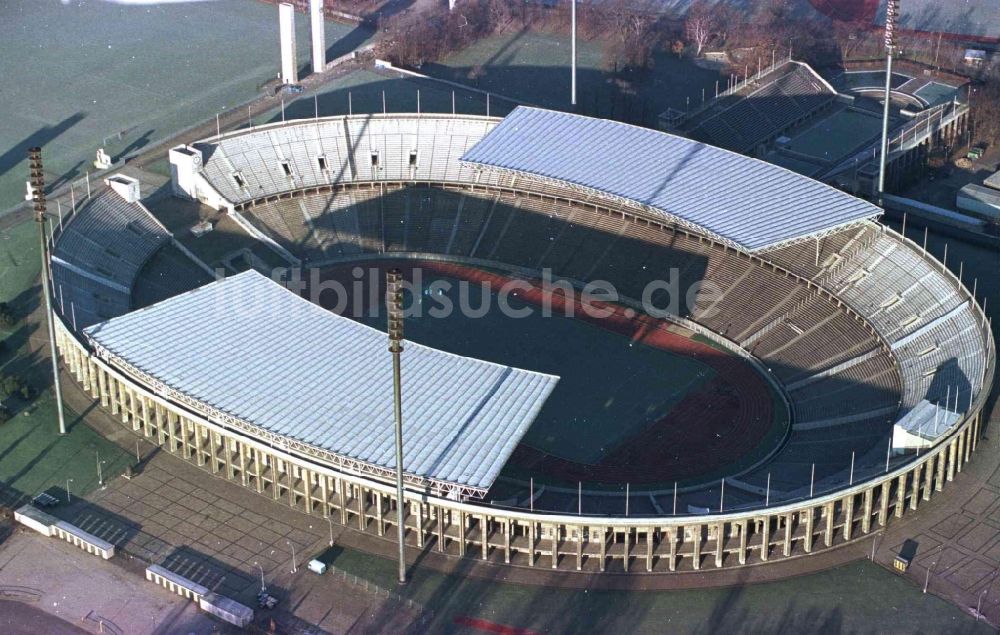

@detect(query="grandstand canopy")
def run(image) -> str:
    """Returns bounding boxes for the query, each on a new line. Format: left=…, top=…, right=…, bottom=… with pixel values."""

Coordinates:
left=461, top=107, right=882, bottom=252
left=83, top=271, right=558, bottom=497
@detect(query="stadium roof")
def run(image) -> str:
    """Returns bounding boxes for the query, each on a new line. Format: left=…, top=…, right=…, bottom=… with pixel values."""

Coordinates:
left=461, top=107, right=883, bottom=252
left=83, top=271, right=558, bottom=497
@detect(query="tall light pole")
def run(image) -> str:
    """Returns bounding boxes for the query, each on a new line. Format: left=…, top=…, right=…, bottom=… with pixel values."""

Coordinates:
left=386, top=268, right=407, bottom=585
left=28, top=148, right=67, bottom=436
left=570, top=0, right=577, bottom=106
left=287, top=539, right=297, bottom=574
left=877, top=0, right=900, bottom=203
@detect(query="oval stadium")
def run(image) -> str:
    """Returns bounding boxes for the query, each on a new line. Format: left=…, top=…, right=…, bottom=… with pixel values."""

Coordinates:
left=47, top=106, right=994, bottom=573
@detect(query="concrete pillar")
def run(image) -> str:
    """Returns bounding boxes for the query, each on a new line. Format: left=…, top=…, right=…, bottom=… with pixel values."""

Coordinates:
left=166, top=411, right=178, bottom=453
left=715, top=523, right=724, bottom=568
left=783, top=514, right=792, bottom=557
left=936, top=448, right=946, bottom=491
left=824, top=502, right=834, bottom=547
left=357, top=486, right=365, bottom=531
left=843, top=495, right=854, bottom=541
left=895, top=474, right=906, bottom=518
left=278, top=3, right=298, bottom=84
left=878, top=481, right=890, bottom=526
left=239, top=441, right=249, bottom=486
left=971, top=414, right=980, bottom=453
left=528, top=522, right=535, bottom=567
left=551, top=524, right=558, bottom=569
left=504, top=520, right=511, bottom=564
left=647, top=529, right=654, bottom=572
left=862, top=487, right=873, bottom=534
left=804, top=508, right=815, bottom=553
left=309, top=0, right=325, bottom=74
left=691, top=525, right=701, bottom=570
left=760, top=517, right=770, bottom=562
left=580, top=527, right=586, bottom=571
left=302, top=469, right=313, bottom=513
left=909, top=464, right=921, bottom=511
left=963, top=424, right=972, bottom=463
left=255, top=449, right=265, bottom=494
left=923, top=458, right=933, bottom=501
left=623, top=529, right=630, bottom=573
left=141, top=398, right=151, bottom=438
left=437, top=507, right=446, bottom=553
left=224, top=437, right=235, bottom=480
left=209, top=431, right=220, bottom=473
left=375, top=492, right=384, bottom=536
left=668, top=526, right=677, bottom=571
left=482, top=515, right=489, bottom=561
left=98, top=368, right=109, bottom=407
left=598, top=526, right=606, bottom=572
left=738, top=520, right=748, bottom=565
left=457, top=511, right=466, bottom=556
left=947, top=439, right=957, bottom=481
left=957, top=432, right=966, bottom=473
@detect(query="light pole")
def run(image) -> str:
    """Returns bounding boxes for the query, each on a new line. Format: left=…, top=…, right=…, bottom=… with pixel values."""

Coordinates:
left=96, top=450, right=106, bottom=489
left=570, top=0, right=576, bottom=106
left=387, top=268, right=407, bottom=585
left=27, top=148, right=67, bottom=436
left=877, top=0, right=900, bottom=203
left=923, top=545, right=942, bottom=593
left=287, top=539, right=297, bottom=574
left=254, top=561, right=266, bottom=593
left=66, top=478, right=73, bottom=504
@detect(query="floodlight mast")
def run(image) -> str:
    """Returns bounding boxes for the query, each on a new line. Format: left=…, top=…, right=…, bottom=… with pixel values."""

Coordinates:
left=878, top=0, right=900, bottom=204
left=571, top=0, right=577, bottom=106
left=28, top=148, right=67, bottom=436
left=386, top=268, right=407, bottom=584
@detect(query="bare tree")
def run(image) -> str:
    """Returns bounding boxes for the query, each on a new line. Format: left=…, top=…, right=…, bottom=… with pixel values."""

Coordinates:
left=685, top=0, right=716, bottom=57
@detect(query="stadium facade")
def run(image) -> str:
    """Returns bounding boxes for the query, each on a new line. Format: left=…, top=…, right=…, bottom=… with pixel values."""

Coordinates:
left=47, top=108, right=994, bottom=573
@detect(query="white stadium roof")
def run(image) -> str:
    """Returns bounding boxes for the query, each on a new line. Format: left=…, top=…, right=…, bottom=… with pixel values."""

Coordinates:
left=83, top=271, right=558, bottom=497
left=461, top=107, right=883, bottom=252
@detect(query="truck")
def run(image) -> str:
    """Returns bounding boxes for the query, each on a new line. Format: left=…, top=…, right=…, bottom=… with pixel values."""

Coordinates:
left=307, top=546, right=340, bottom=575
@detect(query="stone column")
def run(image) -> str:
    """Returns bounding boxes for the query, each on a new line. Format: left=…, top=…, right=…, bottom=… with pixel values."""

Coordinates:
left=935, top=449, right=946, bottom=492
left=668, top=526, right=677, bottom=571
left=437, top=507, right=446, bottom=553
left=909, top=464, right=921, bottom=510
left=895, top=474, right=906, bottom=518
left=842, top=495, right=854, bottom=541
left=647, top=528, right=655, bottom=572
left=551, top=524, right=558, bottom=569
left=783, top=513, right=792, bottom=557
left=457, top=511, right=466, bottom=556
left=504, top=520, right=511, bottom=564
left=824, top=502, right=834, bottom=547
left=691, top=525, right=701, bottom=570
left=623, top=529, right=630, bottom=573
left=482, top=515, right=490, bottom=561
left=862, top=488, right=873, bottom=534
left=528, top=522, right=535, bottom=567
left=738, top=520, right=748, bottom=565
left=804, top=508, right=815, bottom=553
left=878, top=481, right=890, bottom=526
left=947, top=439, right=957, bottom=481
left=923, top=458, right=933, bottom=501
left=760, top=517, right=770, bottom=562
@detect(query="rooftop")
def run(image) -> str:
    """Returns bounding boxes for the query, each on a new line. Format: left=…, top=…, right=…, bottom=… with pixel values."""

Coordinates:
left=84, top=271, right=558, bottom=497
left=461, top=107, right=882, bottom=251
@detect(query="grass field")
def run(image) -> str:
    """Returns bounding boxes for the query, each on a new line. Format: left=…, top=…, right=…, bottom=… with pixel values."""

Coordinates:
left=0, top=220, right=40, bottom=307
left=0, top=0, right=372, bottom=212
left=0, top=395, right=131, bottom=507
left=328, top=547, right=995, bottom=634
left=422, top=30, right=722, bottom=126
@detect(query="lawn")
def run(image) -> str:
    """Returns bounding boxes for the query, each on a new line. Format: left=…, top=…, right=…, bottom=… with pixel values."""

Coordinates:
left=0, top=220, right=40, bottom=309
left=0, top=0, right=373, bottom=213
left=422, top=30, right=723, bottom=126
left=329, top=547, right=994, bottom=634
left=0, top=394, right=131, bottom=508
